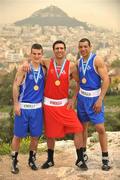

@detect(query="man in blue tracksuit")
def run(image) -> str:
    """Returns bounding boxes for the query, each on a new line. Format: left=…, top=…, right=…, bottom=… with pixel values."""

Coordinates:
left=11, top=44, right=45, bottom=174
left=77, top=38, right=111, bottom=171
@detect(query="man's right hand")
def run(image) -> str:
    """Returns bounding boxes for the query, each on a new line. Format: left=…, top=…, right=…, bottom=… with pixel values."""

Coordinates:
left=22, top=60, right=31, bottom=72
left=14, top=103, right=21, bottom=116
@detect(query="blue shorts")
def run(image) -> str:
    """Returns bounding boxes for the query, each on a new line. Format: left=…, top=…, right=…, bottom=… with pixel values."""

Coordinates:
left=77, top=94, right=105, bottom=125
left=14, top=108, right=43, bottom=138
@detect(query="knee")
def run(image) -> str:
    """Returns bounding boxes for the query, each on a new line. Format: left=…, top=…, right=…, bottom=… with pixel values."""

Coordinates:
left=31, top=137, right=38, bottom=144
left=83, top=127, right=88, bottom=133
left=47, top=138, right=55, bottom=142
left=74, top=132, right=82, bottom=138
left=96, top=127, right=106, bottom=134
left=13, top=136, right=21, bottom=142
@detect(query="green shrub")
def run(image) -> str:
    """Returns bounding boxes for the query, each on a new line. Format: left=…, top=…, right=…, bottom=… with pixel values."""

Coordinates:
left=104, top=95, right=120, bottom=107
left=111, top=59, right=120, bottom=68
left=0, top=143, right=10, bottom=155
left=90, top=132, right=99, bottom=143
left=0, top=136, right=46, bottom=155
left=19, top=137, right=30, bottom=154
left=105, top=112, right=120, bottom=131
left=19, top=136, right=45, bottom=154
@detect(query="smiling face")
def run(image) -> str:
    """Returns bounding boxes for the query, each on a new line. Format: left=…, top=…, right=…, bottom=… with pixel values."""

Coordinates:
left=53, top=43, right=66, bottom=60
left=78, top=41, right=91, bottom=60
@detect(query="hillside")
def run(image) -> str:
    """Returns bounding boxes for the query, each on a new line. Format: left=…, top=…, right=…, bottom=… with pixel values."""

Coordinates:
left=15, top=5, right=90, bottom=30
left=0, top=132, right=120, bottom=180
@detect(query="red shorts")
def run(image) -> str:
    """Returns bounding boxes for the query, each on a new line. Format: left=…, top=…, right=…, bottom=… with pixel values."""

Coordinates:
left=43, top=104, right=83, bottom=138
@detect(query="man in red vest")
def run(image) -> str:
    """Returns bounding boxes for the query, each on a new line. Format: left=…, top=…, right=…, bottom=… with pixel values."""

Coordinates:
left=41, top=40, right=87, bottom=170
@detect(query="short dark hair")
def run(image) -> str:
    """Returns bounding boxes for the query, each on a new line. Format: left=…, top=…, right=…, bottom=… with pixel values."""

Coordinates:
left=79, top=38, right=91, bottom=47
left=31, top=43, right=43, bottom=52
left=52, top=40, right=66, bottom=50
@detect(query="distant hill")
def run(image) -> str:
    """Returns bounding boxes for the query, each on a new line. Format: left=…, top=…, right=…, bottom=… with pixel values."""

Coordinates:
left=15, top=5, right=90, bottom=30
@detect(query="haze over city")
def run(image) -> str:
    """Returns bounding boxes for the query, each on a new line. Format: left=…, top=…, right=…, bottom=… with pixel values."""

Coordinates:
left=0, top=0, right=119, bottom=31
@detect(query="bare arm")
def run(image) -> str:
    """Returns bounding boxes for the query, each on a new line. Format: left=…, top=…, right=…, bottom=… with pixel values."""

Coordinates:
left=93, top=56, right=110, bottom=113
left=67, top=62, right=79, bottom=109
left=70, top=62, right=79, bottom=82
left=13, top=67, right=25, bottom=115
left=70, top=61, right=80, bottom=99
left=96, top=56, right=110, bottom=100
left=20, top=58, right=50, bottom=73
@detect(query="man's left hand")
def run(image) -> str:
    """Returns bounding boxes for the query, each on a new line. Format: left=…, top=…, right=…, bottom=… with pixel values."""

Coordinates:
left=93, top=98, right=102, bottom=113
left=66, top=99, right=74, bottom=109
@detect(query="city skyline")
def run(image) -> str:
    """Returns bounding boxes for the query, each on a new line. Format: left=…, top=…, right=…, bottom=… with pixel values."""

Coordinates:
left=0, top=0, right=119, bottom=31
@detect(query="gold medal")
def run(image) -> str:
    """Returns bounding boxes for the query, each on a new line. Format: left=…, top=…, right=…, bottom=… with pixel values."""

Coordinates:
left=34, top=85, right=39, bottom=91
left=82, top=78, right=87, bottom=84
left=55, top=80, right=61, bottom=86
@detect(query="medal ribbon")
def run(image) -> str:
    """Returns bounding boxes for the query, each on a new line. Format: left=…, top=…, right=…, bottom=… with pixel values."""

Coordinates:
left=31, top=64, right=41, bottom=84
left=53, top=59, right=66, bottom=79
left=81, top=53, right=93, bottom=76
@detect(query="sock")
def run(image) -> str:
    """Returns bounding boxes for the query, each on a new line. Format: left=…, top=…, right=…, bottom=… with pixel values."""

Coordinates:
left=102, top=152, right=109, bottom=165
left=76, top=147, right=84, bottom=162
left=83, top=147, right=87, bottom=156
left=29, top=151, right=36, bottom=160
left=11, top=151, right=18, bottom=160
left=47, top=149, right=54, bottom=162
left=83, top=147, right=86, bottom=152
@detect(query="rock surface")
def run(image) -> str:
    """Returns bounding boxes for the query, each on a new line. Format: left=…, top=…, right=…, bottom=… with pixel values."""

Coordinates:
left=0, top=132, right=120, bottom=180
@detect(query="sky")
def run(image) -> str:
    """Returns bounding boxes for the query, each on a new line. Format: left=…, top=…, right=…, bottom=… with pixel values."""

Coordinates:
left=0, top=0, right=119, bottom=31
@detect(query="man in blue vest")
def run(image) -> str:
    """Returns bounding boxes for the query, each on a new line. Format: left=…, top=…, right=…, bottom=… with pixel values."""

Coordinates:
left=77, top=38, right=111, bottom=171
left=11, top=44, right=45, bottom=174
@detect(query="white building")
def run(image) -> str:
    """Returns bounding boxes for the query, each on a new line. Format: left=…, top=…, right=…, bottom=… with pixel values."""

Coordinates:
left=5, top=49, right=23, bottom=63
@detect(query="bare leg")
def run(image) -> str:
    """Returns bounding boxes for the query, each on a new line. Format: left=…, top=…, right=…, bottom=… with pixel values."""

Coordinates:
left=95, top=123, right=110, bottom=171
left=74, top=132, right=88, bottom=171
left=41, top=137, right=55, bottom=169
left=11, top=136, right=21, bottom=174
left=28, top=136, right=39, bottom=171
left=79, top=122, right=89, bottom=162
left=29, top=136, right=39, bottom=151
left=95, top=123, right=107, bottom=152
left=82, top=122, right=89, bottom=148
left=47, top=138, right=55, bottom=150
left=74, top=132, right=83, bottom=149
left=11, top=135, right=21, bottom=151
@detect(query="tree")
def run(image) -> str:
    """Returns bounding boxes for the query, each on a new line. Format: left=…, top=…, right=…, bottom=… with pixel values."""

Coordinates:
left=0, top=68, right=16, bottom=106
left=111, top=59, right=120, bottom=68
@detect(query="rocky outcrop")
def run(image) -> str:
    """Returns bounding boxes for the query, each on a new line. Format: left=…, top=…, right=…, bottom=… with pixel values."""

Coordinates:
left=0, top=132, right=120, bottom=180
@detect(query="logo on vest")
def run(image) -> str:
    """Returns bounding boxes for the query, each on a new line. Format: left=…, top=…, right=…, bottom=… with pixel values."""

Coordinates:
left=39, top=74, right=42, bottom=79
left=29, top=74, right=34, bottom=80
left=61, top=70, right=66, bottom=74
left=87, top=65, right=91, bottom=70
